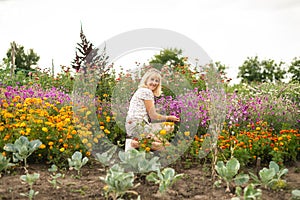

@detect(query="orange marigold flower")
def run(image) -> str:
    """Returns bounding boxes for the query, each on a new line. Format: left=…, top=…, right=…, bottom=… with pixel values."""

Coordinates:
left=145, top=147, right=151, bottom=152
left=48, top=141, right=54, bottom=146
left=39, top=144, right=46, bottom=149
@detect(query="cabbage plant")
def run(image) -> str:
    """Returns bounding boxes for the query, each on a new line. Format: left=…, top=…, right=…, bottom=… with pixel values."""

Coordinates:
left=3, top=136, right=42, bottom=169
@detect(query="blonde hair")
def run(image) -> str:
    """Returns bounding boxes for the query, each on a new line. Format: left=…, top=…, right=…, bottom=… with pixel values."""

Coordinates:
left=139, top=68, right=162, bottom=97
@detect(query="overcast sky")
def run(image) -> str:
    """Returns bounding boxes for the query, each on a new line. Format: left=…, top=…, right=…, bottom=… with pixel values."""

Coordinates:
left=0, top=0, right=299, bottom=83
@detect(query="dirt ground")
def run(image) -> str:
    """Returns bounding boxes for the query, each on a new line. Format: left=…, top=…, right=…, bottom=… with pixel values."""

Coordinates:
left=0, top=159, right=299, bottom=200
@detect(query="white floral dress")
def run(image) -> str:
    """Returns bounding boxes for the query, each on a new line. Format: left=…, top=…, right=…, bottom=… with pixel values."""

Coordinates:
left=125, top=87, right=158, bottom=138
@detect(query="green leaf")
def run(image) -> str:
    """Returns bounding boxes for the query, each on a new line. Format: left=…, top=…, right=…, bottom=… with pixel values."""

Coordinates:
left=162, top=168, right=175, bottom=180
left=269, top=161, right=279, bottom=174
left=277, top=168, right=288, bottom=179
left=146, top=172, right=159, bottom=183
left=215, top=161, right=227, bottom=178
left=259, top=168, right=275, bottom=185
left=292, top=189, right=300, bottom=200
left=226, top=158, right=240, bottom=179
left=234, top=174, right=249, bottom=186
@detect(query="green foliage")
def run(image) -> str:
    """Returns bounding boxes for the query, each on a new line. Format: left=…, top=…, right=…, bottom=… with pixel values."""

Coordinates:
left=118, top=149, right=161, bottom=173
left=0, top=153, right=15, bottom=173
left=146, top=167, right=184, bottom=193
left=3, top=41, right=40, bottom=72
left=288, top=57, right=300, bottom=82
left=238, top=56, right=286, bottom=83
left=292, top=189, right=300, bottom=200
left=67, top=151, right=89, bottom=176
left=215, top=157, right=249, bottom=192
left=48, top=164, right=62, bottom=189
left=20, top=172, right=40, bottom=200
left=3, top=136, right=42, bottom=168
left=100, top=164, right=135, bottom=200
left=94, top=145, right=117, bottom=166
left=233, top=183, right=262, bottom=200
left=250, top=161, right=288, bottom=190
left=149, top=48, right=185, bottom=67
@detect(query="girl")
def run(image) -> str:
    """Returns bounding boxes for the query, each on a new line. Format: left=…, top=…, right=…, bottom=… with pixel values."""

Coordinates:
left=125, top=68, right=180, bottom=151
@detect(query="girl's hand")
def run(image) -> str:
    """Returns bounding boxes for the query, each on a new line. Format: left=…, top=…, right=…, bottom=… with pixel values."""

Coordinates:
left=168, top=115, right=180, bottom=122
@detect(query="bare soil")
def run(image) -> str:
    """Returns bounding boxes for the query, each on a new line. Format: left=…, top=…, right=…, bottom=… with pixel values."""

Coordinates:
left=0, top=159, right=299, bottom=200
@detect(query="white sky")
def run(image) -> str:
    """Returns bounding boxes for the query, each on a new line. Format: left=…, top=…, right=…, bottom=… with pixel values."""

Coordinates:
left=0, top=0, right=300, bottom=83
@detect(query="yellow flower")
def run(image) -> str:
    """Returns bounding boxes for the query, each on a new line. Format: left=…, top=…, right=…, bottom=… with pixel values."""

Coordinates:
left=106, top=116, right=111, bottom=122
left=71, top=130, right=77, bottom=134
left=19, top=130, right=26, bottom=135
left=103, top=185, right=109, bottom=191
left=87, top=143, right=92, bottom=148
left=273, top=147, right=279, bottom=151
left=0, top=126, right=5, bottom=131
left=16, top=103, right=22, bottom=108
left=145, top=147, right=151, bottom=152
left=20, top=122, right=26, bottom=127
left=39, top=144, right=46, bottom=149
left=48, top=141, right=54, bottom=146
left=93, top=138, right=99, bottom=143
left=103, top=94, right=108, bottom=98
left=104, top=129, right=110, bottom=134
left=279, top=142, right=284, bottom=146
left=100, top=126, right=105, bottom=130
left=256, top=127, right=261, bottom=131
left=184, top=131, right=190, bottom=136
left=42, top=127, right=48, bottom=132
left=26, top=128, right=31, bottom=134
left=59, top=147, right=65, bottom=152
left=159, top=129, right=167, bottom=135
left=82, top=138, right=88, bottom=144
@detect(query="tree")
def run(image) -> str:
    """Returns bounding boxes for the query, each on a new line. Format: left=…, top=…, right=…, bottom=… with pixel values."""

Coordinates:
left=71, top=25, right=109, bottom=75
left=288, top=57, right=300, bottom=82
left=71, top=24, right=94, bottom=71
left=149, top=48, right=185, bottom=67
left=2, top=41, right=40, bottom=73
left=237, top=56, right=286, bottom=83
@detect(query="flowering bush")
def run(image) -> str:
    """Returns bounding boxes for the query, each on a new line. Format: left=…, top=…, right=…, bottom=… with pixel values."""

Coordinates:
left=192, top=121, right=299, bottom=166
left=0, top=85, right=88, bottom=165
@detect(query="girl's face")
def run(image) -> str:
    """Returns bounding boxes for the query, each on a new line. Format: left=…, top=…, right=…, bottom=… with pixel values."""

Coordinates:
left=146, top=75, right=160, bottom=91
